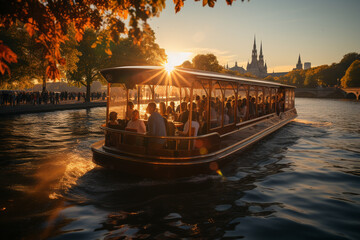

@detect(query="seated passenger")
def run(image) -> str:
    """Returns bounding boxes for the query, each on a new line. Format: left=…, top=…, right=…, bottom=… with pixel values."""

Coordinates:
left=179, top=113, right=200, bottom=137
left=126, top=110, right=146, bottom=134
left=146, top=102, right=167, bottom=147
left=108, top=111, right=118, bottom=126
left=178, top=114, right=200, bottom=150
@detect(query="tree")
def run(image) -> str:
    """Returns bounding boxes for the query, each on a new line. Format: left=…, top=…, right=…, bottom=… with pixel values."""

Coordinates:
left=181, top=60, right=193, bottom=69
left=192, top=54, right=223, bottom=72
left=264, top=75, right=276, bottom=82
left=338, top=53, right=360, bottom=76
left=0, top=24, right=45, bottom=89
left=341, top=60, right=360, bottom=88
left=1, top=0, right=245, bottom=80
left=66, top=29, right=108, bottom=102
left=105, top=24, right=166, bottom=68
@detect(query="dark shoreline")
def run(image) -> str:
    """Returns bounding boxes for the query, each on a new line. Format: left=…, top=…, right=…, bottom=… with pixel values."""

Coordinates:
left=0, top=101, right=106, bottom=116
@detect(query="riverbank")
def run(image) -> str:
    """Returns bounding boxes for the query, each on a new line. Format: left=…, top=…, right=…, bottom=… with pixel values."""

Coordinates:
left=0, top=100, right=106, bottom=115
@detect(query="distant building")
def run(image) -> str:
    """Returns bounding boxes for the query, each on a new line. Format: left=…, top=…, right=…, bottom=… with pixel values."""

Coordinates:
left=228, top=36, right=268, bottom=78
left=295, top=54, right=303, bottom=70
left=229, top=61, right=246, bottom=74
left=246, top=36, right=268, bottom=78
left=268, top=71, right=288, bottom=77
left=304, top=62, right=311, bottom=70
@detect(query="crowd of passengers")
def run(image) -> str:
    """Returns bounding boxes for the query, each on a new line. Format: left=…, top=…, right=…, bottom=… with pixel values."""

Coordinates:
left=108, top=94, right=285, bottom=142
left=0, top=91, right=106, bottom=106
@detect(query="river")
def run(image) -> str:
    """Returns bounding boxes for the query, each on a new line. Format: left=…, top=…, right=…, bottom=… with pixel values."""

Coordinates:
left=0, top=98, right=359, bottom=240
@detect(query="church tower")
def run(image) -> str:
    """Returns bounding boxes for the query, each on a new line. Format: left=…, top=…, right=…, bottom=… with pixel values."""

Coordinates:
left=258, top=41, right=264, bottom=66
left=251, top=36, right=258, bottom=65
left=296, top=54, right=303, bottom=70
left=246, top=36, right=268, bottom=78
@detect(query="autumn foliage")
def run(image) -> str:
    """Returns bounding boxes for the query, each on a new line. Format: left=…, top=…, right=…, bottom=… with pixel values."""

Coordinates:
left=0, top=40, right=17, bottom=75
left=0, top=0, right=244, bottom=81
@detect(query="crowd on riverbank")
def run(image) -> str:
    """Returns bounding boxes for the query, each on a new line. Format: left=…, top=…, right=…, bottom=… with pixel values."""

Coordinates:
left=0, top=90, right=106, bottom=106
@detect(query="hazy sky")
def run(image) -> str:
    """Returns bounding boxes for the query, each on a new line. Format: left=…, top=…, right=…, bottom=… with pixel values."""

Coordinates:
left=149, top=0, right=360, bottom=72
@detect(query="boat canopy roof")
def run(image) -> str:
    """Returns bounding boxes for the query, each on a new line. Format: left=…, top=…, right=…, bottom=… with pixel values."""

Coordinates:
left=100, top=66, right=295, bottom=89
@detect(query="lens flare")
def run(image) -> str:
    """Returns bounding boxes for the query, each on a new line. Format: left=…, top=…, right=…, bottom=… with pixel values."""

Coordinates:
left=164, top=62, right=175, bottom=74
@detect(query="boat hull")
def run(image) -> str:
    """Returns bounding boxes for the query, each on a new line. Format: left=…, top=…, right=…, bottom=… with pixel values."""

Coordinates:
left=92, top=110, right=297, bottom=178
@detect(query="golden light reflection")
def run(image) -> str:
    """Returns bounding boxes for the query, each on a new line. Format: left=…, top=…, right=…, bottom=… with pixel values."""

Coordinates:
left=28, top=152, right=95, bottom=200
left=216, top=169, right=223, bottom=177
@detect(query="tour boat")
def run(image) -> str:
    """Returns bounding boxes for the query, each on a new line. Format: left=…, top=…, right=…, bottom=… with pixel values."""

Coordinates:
left=91, top=66, right=297, bottom=178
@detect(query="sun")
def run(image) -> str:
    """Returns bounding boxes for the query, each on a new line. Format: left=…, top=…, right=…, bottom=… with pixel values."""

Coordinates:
left=163, top=51, right=192, bottom=73
left=164, top=62, right=175, bottom=73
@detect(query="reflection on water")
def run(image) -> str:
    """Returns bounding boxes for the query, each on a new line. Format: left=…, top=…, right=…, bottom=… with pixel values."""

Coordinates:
left=0, top=100, right=360, bottom=239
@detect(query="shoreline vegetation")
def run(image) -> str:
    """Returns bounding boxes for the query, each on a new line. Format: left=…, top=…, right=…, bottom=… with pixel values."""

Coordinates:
left=180, top=52, right=360, bottom=90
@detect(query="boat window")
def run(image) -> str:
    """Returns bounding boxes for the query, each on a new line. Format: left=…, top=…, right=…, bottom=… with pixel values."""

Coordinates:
left=167, top=85, right=180, bottom=119
left=223, top=83, right=236, bottom=125
left=109, top=83, right=127, bottom=121
left=249, top=86, right=257, bottom=119
left=237, top=85, right=247, bottom=122
left=193, top=87, right=207, bottom=123
left=209, top=81, right=222, bottom=129
left=285, top=88, right=294, bottom=110
left=270, top=88, right=278, bottom=114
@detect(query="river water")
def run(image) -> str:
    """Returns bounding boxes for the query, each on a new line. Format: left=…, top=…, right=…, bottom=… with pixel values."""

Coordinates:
left=0, top=98, right=359, bottom=240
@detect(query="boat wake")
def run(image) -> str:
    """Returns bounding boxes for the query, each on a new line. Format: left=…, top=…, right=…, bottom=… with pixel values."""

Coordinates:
left=293, top=118, right=332, bottom=127
left=31, top=151, right=95, bottom=200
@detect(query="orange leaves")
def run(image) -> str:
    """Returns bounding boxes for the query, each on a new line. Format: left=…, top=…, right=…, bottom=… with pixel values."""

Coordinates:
left=46, top=63, right=60, bottom=81
left=173, top=0, right=184, bottom=13
left=75, top=31, right=84, bottom=42
left=0, top=41, right=18, bottom=75
left=226, top=0, right=235, bottom=5
left=105, top=48, right=112, bottom=56
left=1, top=0, right=245, bottom=81
left=25, top=18, right=37, bottom=37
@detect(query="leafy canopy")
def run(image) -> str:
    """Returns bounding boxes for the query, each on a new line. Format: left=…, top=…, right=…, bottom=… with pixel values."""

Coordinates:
left=341, top=60, right=360, bottom=88
left=0, top=0, right=244, bottom=80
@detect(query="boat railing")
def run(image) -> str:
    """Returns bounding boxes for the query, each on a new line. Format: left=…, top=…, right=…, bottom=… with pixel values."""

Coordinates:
left=220, top=113, right=277, bottom=138
left=99, top=108, right=297, bottom=159
left=100, top=125, right=221, bottom=157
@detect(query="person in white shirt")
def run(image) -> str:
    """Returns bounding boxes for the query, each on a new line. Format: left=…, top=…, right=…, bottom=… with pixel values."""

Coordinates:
left=179, top=114, right=200, bottom=137
left=126, top=110, right=146, bottom=134
left=146, top=102, right=167, bottom=146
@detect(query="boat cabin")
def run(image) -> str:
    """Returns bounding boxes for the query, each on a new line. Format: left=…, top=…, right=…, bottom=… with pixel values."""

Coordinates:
left=92, top=66, right=297, bottom=177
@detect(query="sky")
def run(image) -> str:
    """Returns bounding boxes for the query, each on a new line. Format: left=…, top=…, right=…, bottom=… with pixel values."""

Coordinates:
left=148, top=0, right=360, bottom=72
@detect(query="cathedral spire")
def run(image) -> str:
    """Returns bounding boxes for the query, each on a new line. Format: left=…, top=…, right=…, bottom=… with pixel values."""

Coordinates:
left=251, top=35, right=258, bottom=63
left=253, top=35, right=256, bottom=50
left=296, top=54, right=303, bottom=70
left=260, top=41, right=263, bottom=57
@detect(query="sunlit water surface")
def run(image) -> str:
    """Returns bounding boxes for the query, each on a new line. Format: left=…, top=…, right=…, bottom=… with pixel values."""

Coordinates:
left=0, top=98, right=359, bottom=240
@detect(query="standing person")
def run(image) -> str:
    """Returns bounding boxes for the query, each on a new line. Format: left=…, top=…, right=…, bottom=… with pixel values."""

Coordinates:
left=126, top=102, right=134, bottom=121
left=159, top=101, right=167, bottom=118
left=178, top=102, right=189, bottom=124
left=146, top=102, right=167, bottom=148
left=55, top=92, right=60, bottom=104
